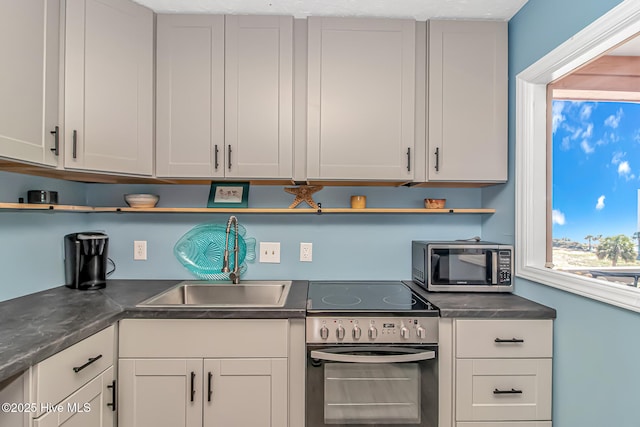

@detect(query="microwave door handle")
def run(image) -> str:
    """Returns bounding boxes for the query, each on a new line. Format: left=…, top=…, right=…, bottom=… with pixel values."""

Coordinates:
left=491, top=251, right=498, bottom=284
left=310, top=350, right=436, bottom=363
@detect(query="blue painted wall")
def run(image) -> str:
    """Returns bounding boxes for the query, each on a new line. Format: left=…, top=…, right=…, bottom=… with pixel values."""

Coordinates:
left=482, top=0, right=640, bottom=425
left=0, top=172, right=89, bottom=300
left=0, top=171, right=486, bottom=299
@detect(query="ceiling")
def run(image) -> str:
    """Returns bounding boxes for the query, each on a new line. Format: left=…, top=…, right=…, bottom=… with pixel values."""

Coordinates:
left=608, top=33, right=640, bottom=56
left=131, top=0, right=529, bottom=21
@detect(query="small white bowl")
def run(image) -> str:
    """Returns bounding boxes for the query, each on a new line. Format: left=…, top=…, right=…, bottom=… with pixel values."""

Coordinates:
left=125, top=193, right=159, bottom=208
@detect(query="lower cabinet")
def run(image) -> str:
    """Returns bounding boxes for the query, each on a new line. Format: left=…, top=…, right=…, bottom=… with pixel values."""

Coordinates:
left=34, top=366, right=115, bottom=427
left=32, top=325, right=117, bottom=427
left=454, top=319, right=553, bottom=426
left=119, top=358, right=287, bottom=427
left=0, top=371, right=30, bottom=427
left=118, top=319, right=292, bottom=427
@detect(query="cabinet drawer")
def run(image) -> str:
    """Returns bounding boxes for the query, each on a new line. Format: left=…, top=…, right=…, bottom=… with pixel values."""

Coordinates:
left=456, top=320, right=552, bottom=358
left=456, top=358, right=552, bottom=422
left=458, top=423, right=551, bottom=427
left=32, top=326, right=114, bottom=417
left=119, top=319, right=288, bottom=358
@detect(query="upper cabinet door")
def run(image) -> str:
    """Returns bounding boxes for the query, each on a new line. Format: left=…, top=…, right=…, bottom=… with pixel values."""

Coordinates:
left=428, top=20, right=507, bottom=182
left=225, top=16, right=293, bottom=179
left=156, top=15, right=225, bottom=178
left=307, top=18, right=416, bottom=181
left=65, top=0, right=153, bottom=175
left=0, top=0, right=60, bottom=167
left=156, top=15, right=293, bottom=180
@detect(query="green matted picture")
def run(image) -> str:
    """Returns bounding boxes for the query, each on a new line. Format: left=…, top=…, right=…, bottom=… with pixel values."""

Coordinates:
left=207, top=182, right=250, bottom=208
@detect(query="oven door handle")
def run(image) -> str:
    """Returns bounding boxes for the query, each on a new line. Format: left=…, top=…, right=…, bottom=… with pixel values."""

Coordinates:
left=310, top=349, right=436, bottom=363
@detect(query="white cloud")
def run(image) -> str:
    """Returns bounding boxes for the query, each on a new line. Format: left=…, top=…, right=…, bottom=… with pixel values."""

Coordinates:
left=552, top=103, right=565, bottom=134
left=571, top=127, right=583, bottom=140
left=580, top=104, right=593, bottom=121
left=604, top=108, right=623, bottom=129
left=596, top=195, right=605, bottom=210
left=616, top=160, right=636, bottom=181
left=612, top=152, right=625, bottom=165
left=552, top=209, right=566, bottom=225
left=618, top=161, right=631, bottom=176
left=581, top=123, right=593, bottom=139
left=581, top=140, right=594, bottom=154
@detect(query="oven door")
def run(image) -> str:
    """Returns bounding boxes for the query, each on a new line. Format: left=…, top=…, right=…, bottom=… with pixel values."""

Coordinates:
left=306, top=345, right=438, bottom=427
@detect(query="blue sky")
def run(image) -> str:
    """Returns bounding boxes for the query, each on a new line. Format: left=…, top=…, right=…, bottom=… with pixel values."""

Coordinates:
left=552, top=100, right=640, bottom=243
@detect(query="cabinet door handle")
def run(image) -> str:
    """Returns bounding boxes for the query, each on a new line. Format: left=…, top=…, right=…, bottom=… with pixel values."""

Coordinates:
left=228, top=145, right=232, bottom=170
left=106, top=380, right=116, bottom=411
left=72, top=130, right=78, bottom=159
left=72, top=354, right=102, bottom=373
left=406, top=147, right=411, bottom=172
left=493, top=388, right=523, bottom=395
left=50, top=126, right=59, bottom=155
left=207, top=372, right=213, bottom=402
left=214, top=145, right=219, bottom=170
left=494, top=338, right=525, bottom=343
left=190, top=371, right=196, bottom=402
left=434, top=147, right=440, bottom=172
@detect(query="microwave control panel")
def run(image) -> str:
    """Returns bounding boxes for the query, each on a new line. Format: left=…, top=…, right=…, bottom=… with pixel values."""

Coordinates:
left=498, top=250, right=512, bottom=284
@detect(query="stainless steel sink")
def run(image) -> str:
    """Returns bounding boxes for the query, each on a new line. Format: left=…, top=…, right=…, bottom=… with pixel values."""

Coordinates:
left=136, top=281, right=292, bottom=308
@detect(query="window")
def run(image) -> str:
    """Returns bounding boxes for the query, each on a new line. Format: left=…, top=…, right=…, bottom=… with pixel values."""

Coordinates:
left=516, top=2, right=640, bottom=312
left=550, top=97, right=640, bottom=283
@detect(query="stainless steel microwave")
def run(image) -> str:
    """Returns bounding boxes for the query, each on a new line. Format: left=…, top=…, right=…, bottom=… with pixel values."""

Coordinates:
left=412, top=241, right=513, bottom=292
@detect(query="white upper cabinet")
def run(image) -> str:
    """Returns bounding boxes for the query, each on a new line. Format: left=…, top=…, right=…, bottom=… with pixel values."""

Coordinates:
left=307, top=18, right=416, bottom=181
left=155, top=15, right=293, bottom=179
left=427, top=20, right=507, bottom=182
left=64, top=0, right=153, bottom=175
left=156, top=15, right=225, bottom=178
left=0, top=0, right=60, bottom=167
left=225, top=16, right=293, bottom=179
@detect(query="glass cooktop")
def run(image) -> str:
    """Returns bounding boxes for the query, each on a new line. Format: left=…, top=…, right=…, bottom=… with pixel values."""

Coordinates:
left=307, top=281, right=438, bottom=313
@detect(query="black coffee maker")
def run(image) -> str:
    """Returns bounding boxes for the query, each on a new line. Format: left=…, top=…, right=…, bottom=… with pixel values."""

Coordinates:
left=64, top=232, right=109, bottom=290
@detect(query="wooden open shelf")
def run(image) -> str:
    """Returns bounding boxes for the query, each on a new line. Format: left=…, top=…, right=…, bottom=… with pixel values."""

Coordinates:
left=0, top=203, right=495, bottom=214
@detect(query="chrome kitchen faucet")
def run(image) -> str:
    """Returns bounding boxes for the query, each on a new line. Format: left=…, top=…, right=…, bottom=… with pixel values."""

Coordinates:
left=221, top=215, right=240, bottom=284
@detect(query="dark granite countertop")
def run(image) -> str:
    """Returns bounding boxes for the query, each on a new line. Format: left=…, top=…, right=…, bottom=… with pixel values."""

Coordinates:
left=0, top=279, right=556, bottom=384
left=403, top=280, right=557, bottom=319
left=0, top=279, right=308, bottom=383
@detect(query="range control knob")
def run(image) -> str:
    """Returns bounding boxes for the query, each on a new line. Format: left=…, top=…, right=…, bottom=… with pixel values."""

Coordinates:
left=320, top=326, right=329, bottom=340
left=353, top=325, right=362, bottom=340
left=368, top=326, right=378, bottom=339
left=417, top=326, right=427, bottom=339
left=336, top=325, right=345, bottom=340
left=400, top=326, right=410, bottom=339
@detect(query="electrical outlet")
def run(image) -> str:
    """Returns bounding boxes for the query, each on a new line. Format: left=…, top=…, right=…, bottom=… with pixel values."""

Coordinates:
left=259, top=242, right=280, bottom=263
left=134, top=240, right=147, bottom=260
left=300, top=242, right=312, bottom=262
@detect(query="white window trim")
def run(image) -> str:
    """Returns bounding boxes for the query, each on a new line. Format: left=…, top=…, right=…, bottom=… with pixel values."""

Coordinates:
left=516, top=0, right=640, bottom=312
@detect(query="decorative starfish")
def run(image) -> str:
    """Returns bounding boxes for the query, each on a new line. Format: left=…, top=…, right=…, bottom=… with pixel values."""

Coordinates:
left=284, top=185, right=324, bottom=209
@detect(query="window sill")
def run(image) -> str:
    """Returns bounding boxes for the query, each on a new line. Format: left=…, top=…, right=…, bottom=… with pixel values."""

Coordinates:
left=517, top=265, right=640, bottom=313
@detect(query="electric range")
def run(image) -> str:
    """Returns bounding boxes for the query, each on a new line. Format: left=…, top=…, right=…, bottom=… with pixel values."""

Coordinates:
left=305, top=281, right=440, bottom=427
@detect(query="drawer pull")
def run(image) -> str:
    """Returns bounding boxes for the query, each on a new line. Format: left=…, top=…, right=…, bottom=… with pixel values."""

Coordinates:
left=495, top=338, right=525, bottom=343
left=190, top=371, right=196, bottom=402
left=493, top=388, right=523, bottom=395
left=72, top=354, right=102, bottom=373
left=107, top=380, right=116, bottom=411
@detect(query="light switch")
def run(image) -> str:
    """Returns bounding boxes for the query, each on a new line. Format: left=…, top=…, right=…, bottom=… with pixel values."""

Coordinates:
left=260, top=242, right=280, bottom=263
